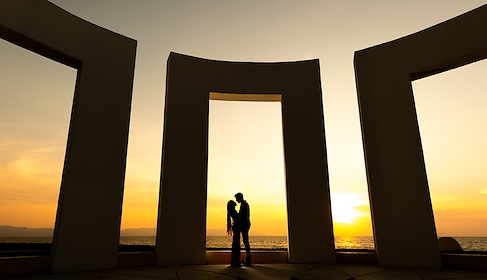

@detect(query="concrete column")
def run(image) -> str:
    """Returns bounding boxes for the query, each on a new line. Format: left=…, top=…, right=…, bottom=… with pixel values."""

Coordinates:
left=156, top=57, right=210, bottom=265
left=281, top=63, right=335, bottom=264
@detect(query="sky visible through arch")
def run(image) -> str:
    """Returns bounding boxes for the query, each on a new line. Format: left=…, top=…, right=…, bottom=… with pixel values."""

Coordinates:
left=0, top=0, right=486, bottom=237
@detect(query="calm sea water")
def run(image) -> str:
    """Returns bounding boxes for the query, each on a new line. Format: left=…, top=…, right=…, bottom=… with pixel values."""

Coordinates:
left=1, top=236, right=486, bottom=251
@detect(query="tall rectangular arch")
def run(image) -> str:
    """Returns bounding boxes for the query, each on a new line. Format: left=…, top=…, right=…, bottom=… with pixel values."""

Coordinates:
left=157, top=53, right=336, bottom=265
left=0, top=0, right=137, bottom=273
left=354, top=4, right=487, bottom=269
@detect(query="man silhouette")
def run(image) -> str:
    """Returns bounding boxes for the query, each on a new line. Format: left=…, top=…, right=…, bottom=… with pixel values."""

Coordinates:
left=235, top=192, right=251, bottom=266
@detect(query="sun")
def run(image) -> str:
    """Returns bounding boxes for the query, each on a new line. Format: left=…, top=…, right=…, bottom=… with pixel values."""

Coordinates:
left=330, top=191, right=369, bottom=224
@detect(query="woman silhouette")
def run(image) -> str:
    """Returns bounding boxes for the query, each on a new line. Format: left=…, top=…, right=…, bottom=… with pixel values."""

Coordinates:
left=227, top=200, right=240, bottom=266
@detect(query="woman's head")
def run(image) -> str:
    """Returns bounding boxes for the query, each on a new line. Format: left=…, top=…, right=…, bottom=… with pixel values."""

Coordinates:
left=227, top=200, right=236, bottom=211
left=226, top=200, right=237, bottom=236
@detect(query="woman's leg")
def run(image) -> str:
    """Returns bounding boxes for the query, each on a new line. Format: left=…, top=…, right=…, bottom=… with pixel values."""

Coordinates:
left=231, top=228, right=241, bottom=266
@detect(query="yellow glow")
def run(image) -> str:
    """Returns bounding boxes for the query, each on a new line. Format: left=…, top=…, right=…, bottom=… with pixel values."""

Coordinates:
left=0, top=39, right=74, bottom=229
left=413, top=58, right=487, bottom=236
left=206, top=100, right=287, bottom=236
left=331, top=191, right=373, bottom=236
left=330, top=191, right=369, bottom=224
left=3, top=1, right=487, bottom=240
left=206, top=100, right=373, bottom=237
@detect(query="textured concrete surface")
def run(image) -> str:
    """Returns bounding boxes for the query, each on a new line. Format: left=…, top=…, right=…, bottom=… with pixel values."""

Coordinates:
left=6, top=264, right=487, bottom=280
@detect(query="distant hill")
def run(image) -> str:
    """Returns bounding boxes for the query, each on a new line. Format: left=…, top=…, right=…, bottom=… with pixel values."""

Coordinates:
left=1, top=225, right=271, bottom=237
left=206, top=229, right=227, bottom=236
left=0, top=225, right=53, bottom=237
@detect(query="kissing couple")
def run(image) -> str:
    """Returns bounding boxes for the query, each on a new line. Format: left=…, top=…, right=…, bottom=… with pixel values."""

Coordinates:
left=226, top=192, right=251, bottom=267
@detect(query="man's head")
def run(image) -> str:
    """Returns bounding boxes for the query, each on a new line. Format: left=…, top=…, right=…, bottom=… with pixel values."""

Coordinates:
left=235, top=192, right=244, bottom=203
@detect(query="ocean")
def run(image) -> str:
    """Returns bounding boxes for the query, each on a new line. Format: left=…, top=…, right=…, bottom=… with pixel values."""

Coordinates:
left=1, top=236, right=486, bottom=251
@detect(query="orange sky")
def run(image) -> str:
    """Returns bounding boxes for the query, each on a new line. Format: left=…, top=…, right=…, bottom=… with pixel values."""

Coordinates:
left=1, top=0, right=486, bottom=237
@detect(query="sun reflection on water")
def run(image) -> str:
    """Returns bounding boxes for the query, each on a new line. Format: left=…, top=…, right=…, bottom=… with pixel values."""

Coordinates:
left=334, top=236, right=375, bottom=250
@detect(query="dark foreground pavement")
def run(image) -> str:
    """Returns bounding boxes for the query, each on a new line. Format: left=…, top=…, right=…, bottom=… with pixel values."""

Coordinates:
left=5, top=264, right=487, bottom=280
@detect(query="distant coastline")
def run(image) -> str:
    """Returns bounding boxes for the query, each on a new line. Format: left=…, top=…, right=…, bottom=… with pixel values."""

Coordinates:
left=0, top=225, right=53, bottom=237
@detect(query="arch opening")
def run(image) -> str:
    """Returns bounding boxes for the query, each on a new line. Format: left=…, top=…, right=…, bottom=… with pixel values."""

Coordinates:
left=206, top=98, right=287, bottom=250
left=0, top=39, right=76, bottom=242
left=412, top=58, right=487, bottom=251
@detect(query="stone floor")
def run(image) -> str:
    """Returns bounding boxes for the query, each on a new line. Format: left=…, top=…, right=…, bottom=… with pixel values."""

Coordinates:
left=6, top=264, right=487, bottom=280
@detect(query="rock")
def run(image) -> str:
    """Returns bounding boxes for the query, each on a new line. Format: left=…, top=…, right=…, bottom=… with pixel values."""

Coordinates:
left=438, top=237, right=463, bottom=252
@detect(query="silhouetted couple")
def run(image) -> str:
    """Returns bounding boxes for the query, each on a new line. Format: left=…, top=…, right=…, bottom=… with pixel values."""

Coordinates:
left=227, top=192, right=251, bottom=267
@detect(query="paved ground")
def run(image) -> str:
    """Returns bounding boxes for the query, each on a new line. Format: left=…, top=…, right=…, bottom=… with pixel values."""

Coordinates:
left=7, top=264, right=487, bottom=280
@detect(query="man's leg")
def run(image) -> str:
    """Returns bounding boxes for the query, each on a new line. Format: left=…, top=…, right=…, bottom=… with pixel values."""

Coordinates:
left=242, top=229, right=251, bottom=265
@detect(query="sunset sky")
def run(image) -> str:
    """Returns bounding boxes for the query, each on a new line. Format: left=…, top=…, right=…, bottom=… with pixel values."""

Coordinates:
left=1, top=0, right=486, bottom=238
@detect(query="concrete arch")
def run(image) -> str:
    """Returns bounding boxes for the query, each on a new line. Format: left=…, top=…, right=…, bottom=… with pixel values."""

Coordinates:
left=354, top=4, right=487, bottom=269
left=0, top=0, right=137, bottom=273
left=157, top=53, right=336, bottom=265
